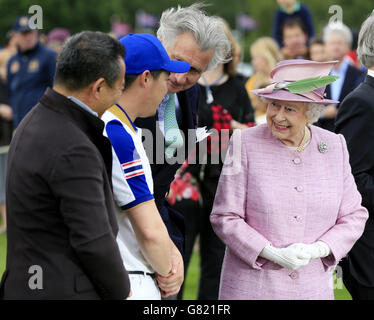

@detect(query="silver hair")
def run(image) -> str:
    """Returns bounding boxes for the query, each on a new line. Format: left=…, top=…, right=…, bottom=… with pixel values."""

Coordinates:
left=260, top=98, right=324, bottom=124
left=305, top=103, right=325, bottom=124
left=157, top=3, right=231, bottom=71
left=323, top=22, right=353, bottom=47
left=357, top=10, right=374, bottom=69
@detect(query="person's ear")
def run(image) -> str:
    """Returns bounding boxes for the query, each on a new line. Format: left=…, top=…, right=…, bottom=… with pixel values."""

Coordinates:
left=91, top=77, right=106, bottom=99
left=140, top=70, right=151, bottom=88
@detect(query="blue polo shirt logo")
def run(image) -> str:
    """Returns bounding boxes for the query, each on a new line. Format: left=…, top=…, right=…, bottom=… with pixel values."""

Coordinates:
left=28, top=59, right=40, bottom=72
left=10, top=61, right=20, bottom=73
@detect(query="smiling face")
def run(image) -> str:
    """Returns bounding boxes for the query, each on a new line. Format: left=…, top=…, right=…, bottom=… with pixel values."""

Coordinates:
left=266, top=99, right=308, bottom=147
left=165, top=32, right=214, bottom=93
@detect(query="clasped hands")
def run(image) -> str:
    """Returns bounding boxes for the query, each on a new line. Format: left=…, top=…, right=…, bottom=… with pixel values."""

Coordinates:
left=260, top=241, right=331, bottom=270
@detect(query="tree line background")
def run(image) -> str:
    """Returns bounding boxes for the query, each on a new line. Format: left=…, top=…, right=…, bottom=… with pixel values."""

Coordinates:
left=0, top=0, right=373, bottom=62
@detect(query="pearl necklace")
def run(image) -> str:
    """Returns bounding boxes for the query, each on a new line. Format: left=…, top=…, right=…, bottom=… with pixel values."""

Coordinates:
left=295, top=126, right=311, bottom=153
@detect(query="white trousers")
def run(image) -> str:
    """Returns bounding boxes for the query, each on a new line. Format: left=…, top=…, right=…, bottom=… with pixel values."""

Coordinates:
left=127, top=274, right=161, bottom=300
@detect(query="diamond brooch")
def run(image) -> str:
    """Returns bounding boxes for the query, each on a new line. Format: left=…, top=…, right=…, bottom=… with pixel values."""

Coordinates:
left=318, top=141, right=328, bottom=153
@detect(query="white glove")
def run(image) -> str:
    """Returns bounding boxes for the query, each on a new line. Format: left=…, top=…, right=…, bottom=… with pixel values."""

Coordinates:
left=259, top=244, right=312, bottom=270
left=288, top=241, right=331, bottom=259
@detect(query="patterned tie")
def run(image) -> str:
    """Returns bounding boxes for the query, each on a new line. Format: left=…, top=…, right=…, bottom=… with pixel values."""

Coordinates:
left=164, top=93, right=184, bottom=158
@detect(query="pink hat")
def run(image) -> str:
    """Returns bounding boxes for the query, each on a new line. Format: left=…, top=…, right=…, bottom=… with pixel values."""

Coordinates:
left=251, top=59, right=340, bottom=105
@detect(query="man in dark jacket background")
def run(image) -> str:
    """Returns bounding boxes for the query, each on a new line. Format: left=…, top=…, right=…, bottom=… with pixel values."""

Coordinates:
left=6, top=16, right=57, bottom=128
left=335, top=11, right=374, bottom=300
left=0, top=31, right=130, bottom=300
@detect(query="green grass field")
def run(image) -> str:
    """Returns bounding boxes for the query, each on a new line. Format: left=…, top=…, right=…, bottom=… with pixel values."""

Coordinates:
left=0, top=233, right=6, bottom=278
left=0, top=233, right=352, bottom=300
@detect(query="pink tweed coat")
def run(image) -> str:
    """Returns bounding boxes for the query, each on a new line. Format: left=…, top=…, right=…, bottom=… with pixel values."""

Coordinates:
left=210, top=124, right=368, bottom=300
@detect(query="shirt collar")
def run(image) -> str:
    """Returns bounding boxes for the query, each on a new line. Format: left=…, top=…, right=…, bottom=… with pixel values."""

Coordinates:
left=280, top=1, right=300, bottom=13
left=115, top=104, right=138, bottom=132
left=367, top=69, right=374, bottom=78
left=330, top=59, right=349, bottom=76
left=67, top=96, right=98, bottom=117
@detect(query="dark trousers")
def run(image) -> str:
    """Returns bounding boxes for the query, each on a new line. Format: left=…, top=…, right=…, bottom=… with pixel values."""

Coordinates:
left=341, top=259, right=374, bottom=300
left=173, top=184, right=225, bottom=300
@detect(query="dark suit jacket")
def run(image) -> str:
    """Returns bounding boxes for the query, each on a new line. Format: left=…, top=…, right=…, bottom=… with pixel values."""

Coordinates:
left=135, top=84, right=200, bottom=254
left=335, top=75, right=374, bottom=287
left=319, top=64, right=366, bottom=132
left=0, top=88, right=130, bottom=299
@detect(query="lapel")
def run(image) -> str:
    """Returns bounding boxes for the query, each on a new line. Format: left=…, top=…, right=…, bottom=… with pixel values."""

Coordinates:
left=177, top=84, right=199, bottom=132
left=339, top=65, right=354, bottom=101
left=325, top=65, right=357, bottom=104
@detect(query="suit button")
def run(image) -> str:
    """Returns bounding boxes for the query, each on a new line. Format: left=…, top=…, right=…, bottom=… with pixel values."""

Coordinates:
left=289, top=272, right=298, bottom=279
left=296, top=186, right=304, bottom=192
left=293, top=158, right=301, bottom=164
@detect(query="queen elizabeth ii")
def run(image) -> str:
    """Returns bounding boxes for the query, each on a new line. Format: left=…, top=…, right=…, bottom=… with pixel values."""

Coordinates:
left=210, top=59, right=368, bottom=300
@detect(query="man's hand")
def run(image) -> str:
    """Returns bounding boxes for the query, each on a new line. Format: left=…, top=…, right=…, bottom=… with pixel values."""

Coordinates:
left=155, top=242, right=184, bottom=298
left=0, top=104, right=13, bottom=121
left=323, top=104, right=338, bottom=119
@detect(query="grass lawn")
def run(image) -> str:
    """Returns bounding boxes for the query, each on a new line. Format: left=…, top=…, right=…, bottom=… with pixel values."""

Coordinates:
left=0, top=232, right=6, bottom=278
left=0, top=233, right=352, bottom=300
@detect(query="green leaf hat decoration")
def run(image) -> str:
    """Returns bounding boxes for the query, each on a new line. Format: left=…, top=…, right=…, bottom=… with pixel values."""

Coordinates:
left=274, top=75, right=340, bottom=94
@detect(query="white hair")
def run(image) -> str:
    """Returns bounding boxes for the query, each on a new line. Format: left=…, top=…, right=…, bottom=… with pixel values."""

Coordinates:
left=323, top=22, right=353, bottom=48
left=260, top=98, right=324, bottom=124
left=157, top=3, right=231, bottom=71
left=305, top=103, right=325, bottom=124
left=357, top=10, right=374, bottom=69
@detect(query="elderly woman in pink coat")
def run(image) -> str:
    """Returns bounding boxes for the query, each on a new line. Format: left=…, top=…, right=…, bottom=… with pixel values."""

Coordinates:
left=210, top=59, right=369, bottom=300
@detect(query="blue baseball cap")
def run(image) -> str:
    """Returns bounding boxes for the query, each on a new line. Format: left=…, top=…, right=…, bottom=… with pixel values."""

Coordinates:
left=119, top=33, right=190, bottom=74
left=13, top=16, right=32, bottom=33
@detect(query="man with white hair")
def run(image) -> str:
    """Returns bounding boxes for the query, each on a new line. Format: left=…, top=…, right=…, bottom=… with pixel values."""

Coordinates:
left=134, top=3, right=230, bottom=299
left=335, top=11, right=374, bottom=300
left=318, top=22, right=365, bottom=131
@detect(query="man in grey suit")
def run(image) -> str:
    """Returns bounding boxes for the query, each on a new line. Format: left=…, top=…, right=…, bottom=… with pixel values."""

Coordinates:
left=0, top=31, right=130, bottom=300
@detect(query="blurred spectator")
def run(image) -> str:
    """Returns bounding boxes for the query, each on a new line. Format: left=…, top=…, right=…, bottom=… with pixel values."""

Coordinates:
left=173, top=20, right=254, bottom=300
left=345, top=29, right=364, bottom=69
left=0, top=30, right=15, bottom=234
left=245, top=37, right=283, bottom=105
left=281, top=17, right=309, bottom=59
left=309, top=36, right=327, bottom=62
left=273, top=0, right=314, bottom=48
left=317, top=22, right=366, bottom=131
left=0, top=31, right=17, bottom=81
left=231, top=41, right=247, bottom=84
left=0, top=75, right=12, bottom=234
left=251, top=74, right=271, bottom=125
left=7, top=16, right=57, bottom=128
left=38, top=33, right=48, bottom=45
left=47, top=28, right=70, bottom=53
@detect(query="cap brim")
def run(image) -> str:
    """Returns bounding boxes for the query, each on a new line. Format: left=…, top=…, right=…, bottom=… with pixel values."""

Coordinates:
left=163, top=60, right=190, bottom=73
left=251, top=89, right=339, bottom=105
left=16, top=27, right=33, bottom=33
